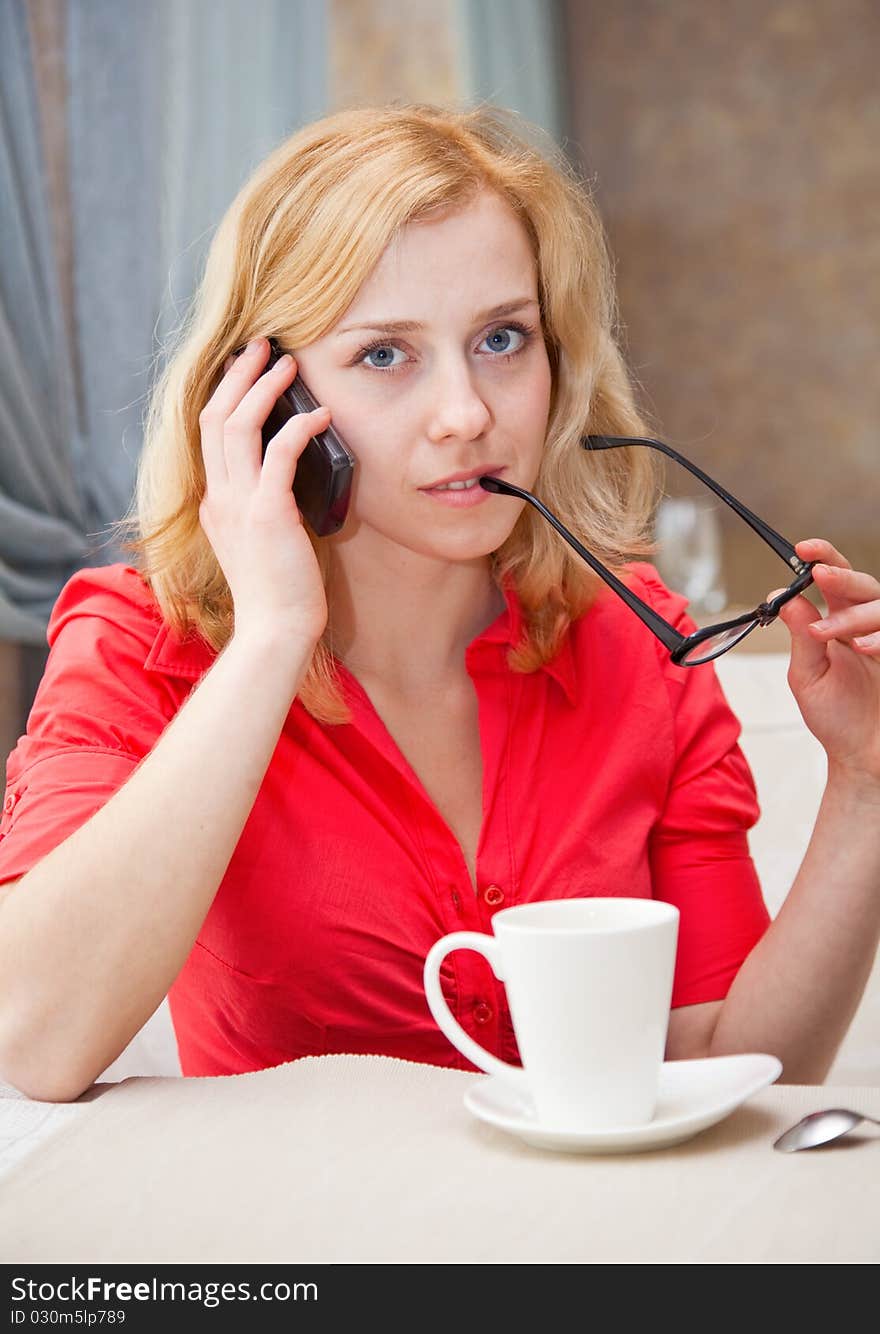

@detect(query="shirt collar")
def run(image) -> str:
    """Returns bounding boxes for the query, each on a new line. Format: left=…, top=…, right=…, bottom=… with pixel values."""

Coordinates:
left=142, top=578, right=578, bottom=704
left=144, top=621, right=217, bottom=680
left=468, top=577, right=578, bottom=706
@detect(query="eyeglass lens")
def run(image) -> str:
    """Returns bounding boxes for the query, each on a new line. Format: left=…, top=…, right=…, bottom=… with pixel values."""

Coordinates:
left=678, top=620, right=760, bottom=665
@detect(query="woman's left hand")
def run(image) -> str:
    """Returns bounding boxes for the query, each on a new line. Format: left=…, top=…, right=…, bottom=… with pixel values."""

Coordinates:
left=773, top=537, right=880, bottom=787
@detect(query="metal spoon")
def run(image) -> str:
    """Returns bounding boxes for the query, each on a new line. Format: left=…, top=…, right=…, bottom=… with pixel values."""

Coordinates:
left=773, top=1107, right=880, bottom=1152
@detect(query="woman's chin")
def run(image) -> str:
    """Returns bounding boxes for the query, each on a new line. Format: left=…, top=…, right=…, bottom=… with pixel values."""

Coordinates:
left=412, top=524, right=514, bottom=564
left=349, top=510, right=516, bottom=563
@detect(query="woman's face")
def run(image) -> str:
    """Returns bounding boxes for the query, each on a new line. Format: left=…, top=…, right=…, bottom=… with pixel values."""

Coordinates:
left=292, top=190, right=552, bottom=565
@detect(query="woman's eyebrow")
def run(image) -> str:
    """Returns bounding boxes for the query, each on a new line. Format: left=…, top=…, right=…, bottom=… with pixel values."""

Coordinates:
left=335, top=297, right=539, bottom=337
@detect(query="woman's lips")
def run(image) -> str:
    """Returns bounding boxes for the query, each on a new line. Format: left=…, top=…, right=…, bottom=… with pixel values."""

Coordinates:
left=419, top=468, right=505, bottom=508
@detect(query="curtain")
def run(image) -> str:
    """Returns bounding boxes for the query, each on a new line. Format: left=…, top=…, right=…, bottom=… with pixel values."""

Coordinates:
left=456, top=0, right=568, bottom=144
left=0, top=0, right=327, bottom=644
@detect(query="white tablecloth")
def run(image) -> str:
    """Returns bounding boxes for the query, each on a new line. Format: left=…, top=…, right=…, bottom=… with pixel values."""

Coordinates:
left=1, top=1055, right=878, bottom=1263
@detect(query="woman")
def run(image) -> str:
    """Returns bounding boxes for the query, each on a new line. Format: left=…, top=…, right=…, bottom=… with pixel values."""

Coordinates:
left=0, top=104, right=878, bottom=1102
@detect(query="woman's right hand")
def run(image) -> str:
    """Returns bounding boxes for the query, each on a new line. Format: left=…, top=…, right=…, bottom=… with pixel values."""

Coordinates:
left=198, top=337, right=331, bottom=647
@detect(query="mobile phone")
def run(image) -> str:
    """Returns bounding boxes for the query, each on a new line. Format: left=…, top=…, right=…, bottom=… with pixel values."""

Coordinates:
left=233, top=337, right=355, bottom=536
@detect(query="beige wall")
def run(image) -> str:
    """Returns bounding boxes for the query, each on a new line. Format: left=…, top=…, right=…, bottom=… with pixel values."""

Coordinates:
left=329, top=0, right=460, bottom=108
left=563, top=0, right=879, bottom=604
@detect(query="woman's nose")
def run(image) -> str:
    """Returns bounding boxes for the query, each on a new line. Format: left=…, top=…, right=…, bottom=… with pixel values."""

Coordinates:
left=424, top=361, right=492, bottom=443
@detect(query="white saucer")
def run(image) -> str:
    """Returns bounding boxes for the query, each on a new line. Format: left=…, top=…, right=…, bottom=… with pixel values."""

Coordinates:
left=463, top=1053, right=782, bottom=1153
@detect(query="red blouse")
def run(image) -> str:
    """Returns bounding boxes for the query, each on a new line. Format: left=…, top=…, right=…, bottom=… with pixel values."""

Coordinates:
left=0, top=563, right=770, bottom=1075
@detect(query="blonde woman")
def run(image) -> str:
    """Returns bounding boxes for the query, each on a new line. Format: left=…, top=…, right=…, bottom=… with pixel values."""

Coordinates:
left=0, top=105, right=878, bottom=1103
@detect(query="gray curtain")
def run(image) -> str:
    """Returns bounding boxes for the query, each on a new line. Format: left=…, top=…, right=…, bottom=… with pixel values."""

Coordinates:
left=0, top=0, right=327, bottom=645
left=456, top=0, right=568, bottom=144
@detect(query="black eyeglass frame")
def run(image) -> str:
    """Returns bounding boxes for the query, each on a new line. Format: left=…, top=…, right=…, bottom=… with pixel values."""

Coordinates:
left=479, top=434, right=816, bottom=666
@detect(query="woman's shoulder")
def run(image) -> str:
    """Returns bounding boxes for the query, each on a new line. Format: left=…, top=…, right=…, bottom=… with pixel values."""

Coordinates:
left=47, top=562, right=163, bottom=650
left=46, top=563, right=217, bottom=685
left=616, top=560, right=694, bottom=630
left=566, top=561, right=747, bottom=748
left=577, top=561, right=696, bottom=639
left=565, top=560, right=710, bottom=706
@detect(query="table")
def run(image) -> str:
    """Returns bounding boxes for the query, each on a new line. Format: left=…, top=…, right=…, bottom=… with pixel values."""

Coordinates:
left=1, top=1055, right=877, bottom=1263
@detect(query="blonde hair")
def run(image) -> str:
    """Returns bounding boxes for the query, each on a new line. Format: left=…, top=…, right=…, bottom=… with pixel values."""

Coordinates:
left=121, top=102, right=660, bottom=724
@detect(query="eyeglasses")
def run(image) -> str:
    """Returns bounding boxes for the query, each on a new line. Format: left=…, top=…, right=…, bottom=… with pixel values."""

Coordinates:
left=479, top=434, right=816, bottom=666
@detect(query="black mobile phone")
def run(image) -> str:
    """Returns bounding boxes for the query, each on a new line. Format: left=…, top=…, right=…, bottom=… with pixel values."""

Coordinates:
left=233, top=337, right=355, bottom=536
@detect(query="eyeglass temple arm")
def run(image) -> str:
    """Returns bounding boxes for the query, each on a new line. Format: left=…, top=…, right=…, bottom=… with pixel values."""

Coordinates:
left=584, top=435, right=809, bottom=575
left=480, top=476, right=686, bottom=653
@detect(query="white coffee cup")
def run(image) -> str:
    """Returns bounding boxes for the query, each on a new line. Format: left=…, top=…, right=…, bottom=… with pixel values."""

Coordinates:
left=423, top=897, right=679, bottom=1131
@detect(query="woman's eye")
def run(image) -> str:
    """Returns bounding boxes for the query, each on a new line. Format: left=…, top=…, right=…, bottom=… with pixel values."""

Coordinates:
left=482, top=326, right=526, bottom=355
left=355, top=324, right=531, bottom=372
left=361, top=344, right=406, bottom=370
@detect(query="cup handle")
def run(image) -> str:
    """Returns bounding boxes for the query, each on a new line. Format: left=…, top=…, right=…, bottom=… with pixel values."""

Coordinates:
left=423, top=932, right=529, bottom=1089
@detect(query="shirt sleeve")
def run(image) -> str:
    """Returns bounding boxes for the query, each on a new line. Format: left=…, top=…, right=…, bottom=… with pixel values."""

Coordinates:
left=0, top=566, right=181, bottom=886
left=628, top=563, right=772, bottom=1009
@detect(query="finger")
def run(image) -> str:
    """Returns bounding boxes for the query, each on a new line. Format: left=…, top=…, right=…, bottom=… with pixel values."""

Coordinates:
left=772, top=591, right=831, bottom=688
left=807, top=596, right=880, bottom=642
left=794, top=537, right=852, bottom=571
left=209, top=337, right=271, bottom=419
left=198, top=338, right=270, bottom=489
left=259, top=405, right=332, bottom=505
left=850, top=631, right=880, bottom=654
left=810, top=563, right=880, bottom=618
left=224, top=351, right=300, bottom=488
left=792, top=538, right=855, bottom=618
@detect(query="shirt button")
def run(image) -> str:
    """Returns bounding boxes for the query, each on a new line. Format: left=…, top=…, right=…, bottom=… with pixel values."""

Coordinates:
left=473, top=1001, right=493, bottom=1025
left=3, top=793, right=17, bottom=815
left=483, top=884, right=504, bottom=907
left=450, top=887, right=462, bottom=911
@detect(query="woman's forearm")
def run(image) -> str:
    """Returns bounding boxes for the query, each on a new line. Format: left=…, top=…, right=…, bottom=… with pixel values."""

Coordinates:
left=709, top=769, right=880, bottom=1081
left=0, top=626, right=317, bottom=1102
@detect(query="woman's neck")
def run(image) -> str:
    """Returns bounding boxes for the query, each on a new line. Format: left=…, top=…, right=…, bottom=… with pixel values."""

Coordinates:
left=325, top=546, right=505, bottom=694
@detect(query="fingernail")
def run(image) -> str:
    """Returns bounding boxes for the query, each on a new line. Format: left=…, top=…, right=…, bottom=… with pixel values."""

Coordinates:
left=853, top=634, right=879, bottom=649
left=246, top=338, right=263, bottom=354
left=766, top=589, right=787, bottom=601
left=812, top=619, right=831, bottom=631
